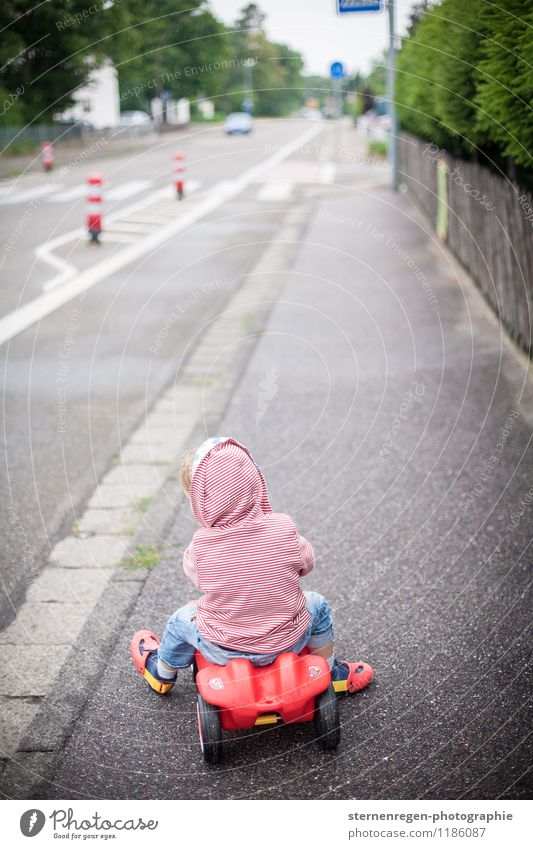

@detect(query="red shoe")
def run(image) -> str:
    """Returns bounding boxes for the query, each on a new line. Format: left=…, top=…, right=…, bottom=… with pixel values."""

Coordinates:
left=130, top=630, right=176, bottom=695
left=331, top=660, right=374, bottom=694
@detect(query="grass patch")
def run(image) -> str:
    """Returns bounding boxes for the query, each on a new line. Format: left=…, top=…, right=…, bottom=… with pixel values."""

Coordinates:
left=241, top=310, right=255, bottom=330
left=120, top=543, right=164, bottom=572
left=132, top=496, right=152, bottom=513
left=368, top=140, right=388, bottom=159
left=1, top=140, right=39, bottom=157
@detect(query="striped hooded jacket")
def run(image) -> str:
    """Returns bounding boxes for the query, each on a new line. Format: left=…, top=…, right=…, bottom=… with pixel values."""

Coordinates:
left=183, top=438, right=314, bottom=653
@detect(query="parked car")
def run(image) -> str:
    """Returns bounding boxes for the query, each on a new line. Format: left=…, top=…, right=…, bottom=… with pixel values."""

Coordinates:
left=224, top=112, right=253, bottom=134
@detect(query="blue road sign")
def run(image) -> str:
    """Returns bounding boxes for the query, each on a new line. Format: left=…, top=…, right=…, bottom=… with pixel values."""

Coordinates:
left=330, top=61, right=345, bottom=80
left=337, top=1, right=382, bottom=12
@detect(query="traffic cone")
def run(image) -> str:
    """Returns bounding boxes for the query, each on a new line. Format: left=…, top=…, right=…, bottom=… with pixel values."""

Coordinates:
left=86, top=173, right=103, bottom=244
left=42, top=141, right=54, bottom=172
left=174, top=152, right=185, bottom=200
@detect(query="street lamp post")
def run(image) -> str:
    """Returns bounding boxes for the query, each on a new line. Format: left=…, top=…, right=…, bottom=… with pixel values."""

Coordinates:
left=242, top=58, right=256, bottom=113
left=386, top=0, right=399, bottom=191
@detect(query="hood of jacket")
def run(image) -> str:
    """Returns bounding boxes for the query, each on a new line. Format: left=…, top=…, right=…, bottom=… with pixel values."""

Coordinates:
left=190, top=437, right=272, bottom=528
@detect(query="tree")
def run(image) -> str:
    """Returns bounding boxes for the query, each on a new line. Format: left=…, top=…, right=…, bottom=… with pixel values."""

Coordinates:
left=0, top=0, right=144, bottom=124
left=117, top=1, right=232, bottom=112
left=219, top=3, right=305, bottom=117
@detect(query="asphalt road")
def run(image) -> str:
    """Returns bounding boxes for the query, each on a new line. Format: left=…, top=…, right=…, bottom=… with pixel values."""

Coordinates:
left=0, top=118, right=326, bottom=625
left=43, top=179, right=532, bottom=798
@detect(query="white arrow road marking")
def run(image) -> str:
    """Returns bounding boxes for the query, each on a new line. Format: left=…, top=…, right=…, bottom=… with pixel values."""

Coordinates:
left=0, top=125, right=321, bottom=346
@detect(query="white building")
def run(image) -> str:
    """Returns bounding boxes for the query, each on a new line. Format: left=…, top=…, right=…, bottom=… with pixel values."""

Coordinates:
left=57, top=60, right=120, bottom=129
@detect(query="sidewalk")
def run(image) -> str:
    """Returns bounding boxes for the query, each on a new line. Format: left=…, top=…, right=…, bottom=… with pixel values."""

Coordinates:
left=2, top=142, right=532, bottom=800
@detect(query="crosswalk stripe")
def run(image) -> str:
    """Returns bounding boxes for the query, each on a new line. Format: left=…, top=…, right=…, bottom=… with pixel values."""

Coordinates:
left=0, top=185, right=57, bottom=205
left=47, top=184, right=87, bottom=202
left=0, top=178, right=202, bottom=207
left=256, top=182, right=294, bottom=201
left=106, top=179, right=153, bottom=201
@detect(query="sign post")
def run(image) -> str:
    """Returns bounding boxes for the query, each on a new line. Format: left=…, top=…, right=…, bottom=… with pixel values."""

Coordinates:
left=330, top=61, right=346, bottom=118
left=336, top=0, right=398, bottom=192
left=337, top=1, right=382, bottom=11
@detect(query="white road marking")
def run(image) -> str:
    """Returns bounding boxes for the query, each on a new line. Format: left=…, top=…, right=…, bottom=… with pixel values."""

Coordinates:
left=319, top=162, right=336, bottom=184
left=99, top=231, right=139, bottom=244
left=47, top=184, right=87, bottom=202
left=105, top=179, right=153, bottom=200
left=0, top=185, right=57, bottom=205
left=0, top=125, right=321, bottom=346
left=256, top=182, right=294, bottom=201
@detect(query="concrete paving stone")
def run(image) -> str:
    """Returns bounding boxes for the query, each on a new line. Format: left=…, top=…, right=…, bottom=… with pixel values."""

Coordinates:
left=181, top=364, right=221, bottom=381
left=139, top=407, right=185, bottom=426
left=130, top=427, right=183, bottom=445
left=88, top=483, right=159, bottom=508
left=120, top=443, right=177, bottom=465
left=50, top=535, right=129, bottom=567
left=77, top=507, right=139, bottom=535
left=166, top=388, right=204, bottom=409
left=0, top=697, right=41, bottom=759
left=0, top=645, right=71, bottom=697
left=25, top=568, right=110, bottom=604
left=1, top=602, right=91, bottom=645
left=102, top=464, right=167, bottom=487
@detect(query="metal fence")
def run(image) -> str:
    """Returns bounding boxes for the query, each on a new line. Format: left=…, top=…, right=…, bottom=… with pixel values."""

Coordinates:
left=0, top=122, right=100, bottom=152
left=399, top=132, right=533, bottom=354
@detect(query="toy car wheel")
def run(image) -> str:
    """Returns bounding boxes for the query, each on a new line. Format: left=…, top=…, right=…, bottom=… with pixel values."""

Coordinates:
left=314, top=684, right=341, bottom=751
left=197, top=693, right=223, bottom=765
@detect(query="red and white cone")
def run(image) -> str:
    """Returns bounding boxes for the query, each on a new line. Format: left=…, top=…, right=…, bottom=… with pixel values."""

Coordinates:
left=174, top=152, right=185, bottom=200
left=41, top=141, right=54, bottom=172
left=86, top=173, right=103, bottom=244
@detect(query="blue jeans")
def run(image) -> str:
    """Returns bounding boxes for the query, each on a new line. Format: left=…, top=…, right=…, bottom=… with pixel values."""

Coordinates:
left=158, top=590, right=334, bottom=669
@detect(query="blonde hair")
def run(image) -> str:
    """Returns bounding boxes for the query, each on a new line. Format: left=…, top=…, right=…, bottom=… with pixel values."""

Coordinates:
left=180, top=449, right=195, bottom=494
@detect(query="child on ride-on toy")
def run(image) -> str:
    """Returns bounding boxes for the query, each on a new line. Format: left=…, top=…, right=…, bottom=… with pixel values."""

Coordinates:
left=131, top=437, right=373, bottom=695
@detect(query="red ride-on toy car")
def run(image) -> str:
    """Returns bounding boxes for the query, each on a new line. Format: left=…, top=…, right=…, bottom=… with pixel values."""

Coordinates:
left=193, top=649, right=340, bottom=764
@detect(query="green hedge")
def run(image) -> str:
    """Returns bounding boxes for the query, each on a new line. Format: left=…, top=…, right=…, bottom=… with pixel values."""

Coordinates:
left=395, top=0, right=533, bottom=171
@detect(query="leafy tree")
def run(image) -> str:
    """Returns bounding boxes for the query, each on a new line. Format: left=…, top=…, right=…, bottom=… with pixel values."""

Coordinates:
left=0, top=0, right=144, bottom=124
left=365, top=51, right=387, bottom=99
left=219, top=3, right=305, bottom=117
left=117, top=1, right=232, bottom=111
